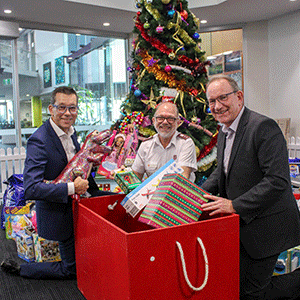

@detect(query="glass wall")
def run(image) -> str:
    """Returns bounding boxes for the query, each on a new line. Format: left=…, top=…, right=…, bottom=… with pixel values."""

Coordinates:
left=0, top=29, right=128, bottom=149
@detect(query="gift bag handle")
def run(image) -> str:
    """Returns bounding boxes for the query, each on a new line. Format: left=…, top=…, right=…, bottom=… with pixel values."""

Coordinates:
left=176, top=237, right=209, bottom=291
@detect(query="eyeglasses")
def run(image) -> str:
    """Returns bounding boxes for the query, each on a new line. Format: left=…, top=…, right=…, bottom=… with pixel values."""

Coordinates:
left=154, top=116, right=178, bottom=124
left=207, top=91, right=237, bottom=107
left=52, top=104, right=78, bottom=114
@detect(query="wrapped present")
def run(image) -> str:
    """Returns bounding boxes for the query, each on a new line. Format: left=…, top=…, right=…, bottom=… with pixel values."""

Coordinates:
left=114, top=170, right=141, bottom=194
left=121, top=159, right=183, bottom=217
left=139, top=173, right=209, bottom=228
left=1, top=174, right=26, bottom=230
left=32, top=233, right=61, bottom=263
left=15, top=230, right=35, bottom=262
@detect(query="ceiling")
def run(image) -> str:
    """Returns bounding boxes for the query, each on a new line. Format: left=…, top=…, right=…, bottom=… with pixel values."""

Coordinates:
left=0, top=0, right=300, bottom=36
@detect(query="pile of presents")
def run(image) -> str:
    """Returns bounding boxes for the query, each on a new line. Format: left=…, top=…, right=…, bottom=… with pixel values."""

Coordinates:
left=1, top=174, right=61, bottom=263
left=114, top=159, right=210, bottom=227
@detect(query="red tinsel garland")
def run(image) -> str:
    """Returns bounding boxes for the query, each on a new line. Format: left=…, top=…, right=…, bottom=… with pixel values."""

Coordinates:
left=135, top=15, right=209, bottom=71
left=197, top=131, right=218, bottom=161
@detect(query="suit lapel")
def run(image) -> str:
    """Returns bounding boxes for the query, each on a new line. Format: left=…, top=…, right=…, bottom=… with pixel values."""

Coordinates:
left=71, top=131, right=80, bottom=152
left=227, top=107, right=250, bottom=176
left=218, top=130, right=227, bottom=197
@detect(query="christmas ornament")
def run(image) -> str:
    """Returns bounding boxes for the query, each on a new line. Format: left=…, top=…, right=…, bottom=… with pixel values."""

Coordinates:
left=164, top=65, right=172, bottom=72
left=144, top=22, right=150, bottom=29
left=161, top=0, right=171, bottom=4
left=168, top=9, right=176, bottom=18
left=134, top=89, right=142, bottom=97
left=136, top=1, right=142, bottom=8
left=146, top=0, right=153, bottom=3
left=180, top=10, right=188, bottom=20
left=156, top=25, right=164, bottom=33
left=168, top=52, right=176, bottom=59
left=141, top=88, right=162, bottom=110
left=119, top=112, right=145, bottom=133
left=193, top=32, right=200, bottom=39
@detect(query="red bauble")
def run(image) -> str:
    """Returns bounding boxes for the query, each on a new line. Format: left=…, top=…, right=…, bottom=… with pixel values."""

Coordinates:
left=164, top=65, right=172, bottom=72
left=180, top=10, right=188, bottom=20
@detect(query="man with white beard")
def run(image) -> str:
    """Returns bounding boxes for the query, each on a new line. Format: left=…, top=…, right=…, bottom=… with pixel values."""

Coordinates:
left=132, top=101, right=197, bottom=181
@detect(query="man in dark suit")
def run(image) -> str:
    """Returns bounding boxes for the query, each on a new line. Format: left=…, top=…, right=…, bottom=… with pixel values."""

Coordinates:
left=201, top=75, right=300, bottom=299
left=1, top=86, right=112, bottom=279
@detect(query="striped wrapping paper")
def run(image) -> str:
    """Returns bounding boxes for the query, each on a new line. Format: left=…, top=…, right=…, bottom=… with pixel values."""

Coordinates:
left=138, top=173, right=209, bottom=228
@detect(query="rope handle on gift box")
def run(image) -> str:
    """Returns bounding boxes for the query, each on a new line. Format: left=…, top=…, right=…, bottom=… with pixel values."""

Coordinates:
left=176, top=237, right=209, bottom=291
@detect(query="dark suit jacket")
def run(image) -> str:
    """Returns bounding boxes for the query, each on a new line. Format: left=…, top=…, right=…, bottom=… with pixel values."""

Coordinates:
left=202, top=107, right=300, bottom=259
left=23, top=119, right=99, bottom=241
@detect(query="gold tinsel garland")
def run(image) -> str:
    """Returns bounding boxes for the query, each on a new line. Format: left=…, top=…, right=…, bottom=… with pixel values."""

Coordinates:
left=140, top=50, right=203, bottom=101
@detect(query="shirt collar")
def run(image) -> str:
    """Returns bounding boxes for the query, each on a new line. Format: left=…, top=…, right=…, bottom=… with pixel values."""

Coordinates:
left=50, top=118, right=74, bottom=138
left=222, top=106, right=245, bottom=135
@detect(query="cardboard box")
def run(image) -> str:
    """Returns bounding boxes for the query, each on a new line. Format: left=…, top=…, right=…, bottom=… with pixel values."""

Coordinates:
left=32, top=233, right=61, bottom=263
left=15, top=230, right=35, bottom=262
left=121, top=159, right=183, bottom=217
left=73, top=195, right=239, bottom=300
left=139, top=173, right=209, bottom=228
left=4, top=203, right=33, bottom=240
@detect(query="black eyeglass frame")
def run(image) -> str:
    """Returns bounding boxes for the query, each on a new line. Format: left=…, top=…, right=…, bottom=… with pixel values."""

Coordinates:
left=154, top=116, right=178, bottom=123
left=52, top=104, right=79, bottom=114
left=207, top=91, right=238, bottom=107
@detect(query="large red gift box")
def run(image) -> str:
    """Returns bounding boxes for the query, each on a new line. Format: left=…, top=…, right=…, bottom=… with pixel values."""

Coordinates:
left=73, top=195, right=239, bottom=300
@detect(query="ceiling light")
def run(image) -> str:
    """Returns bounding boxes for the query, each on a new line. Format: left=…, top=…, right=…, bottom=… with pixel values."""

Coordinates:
left=200, top=20, right=207, bottom=24
left=4, top=9, right=12, bottom=14
left=223, top=50, right=233, bottom=55
left=103, top=22, right=110, bottom=27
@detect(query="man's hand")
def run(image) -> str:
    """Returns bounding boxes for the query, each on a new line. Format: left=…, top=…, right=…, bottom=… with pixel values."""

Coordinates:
left=201, top=194, right=236, bottom=216
left=74, top=177, right=89, bottom=195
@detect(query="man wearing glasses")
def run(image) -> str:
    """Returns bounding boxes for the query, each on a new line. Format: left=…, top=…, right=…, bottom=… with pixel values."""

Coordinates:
left=1, top=86, right=111, bottom=279
left=201, top=75, right=300, bottom=299
left=132, top=101, right=197, bottom=181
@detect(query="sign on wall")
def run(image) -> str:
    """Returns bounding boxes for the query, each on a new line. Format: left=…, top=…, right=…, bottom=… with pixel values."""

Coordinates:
left=55, top=56, right=65, bottom=85
left=43, top=62, right=52, bottom=88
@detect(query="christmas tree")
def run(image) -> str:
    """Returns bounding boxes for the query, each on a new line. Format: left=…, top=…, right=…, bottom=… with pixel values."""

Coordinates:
left=114, top=0, right=219, bottom=183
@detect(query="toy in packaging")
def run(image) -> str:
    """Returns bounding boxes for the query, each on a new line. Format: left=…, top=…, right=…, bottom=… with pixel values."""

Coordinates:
left=114, top=170, right=141, bottom=194
left=139, top=173, right=209, bottom=228
left=98, top=128, right=139, bottom=177
left=32, top=233, right=61, bottom=263
left=121, top=159, right=183, bottom=217
left=4, top=203, right=34, bottom=240
left=15, top=230, right=35, bottom=262
left=274, top=246, right=300, bottom=275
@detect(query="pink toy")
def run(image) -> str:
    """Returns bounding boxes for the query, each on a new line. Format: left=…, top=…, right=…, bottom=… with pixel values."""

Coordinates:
left=97, top=127, right=139, bottom=177
left=49, top=129, right=112, bottom=199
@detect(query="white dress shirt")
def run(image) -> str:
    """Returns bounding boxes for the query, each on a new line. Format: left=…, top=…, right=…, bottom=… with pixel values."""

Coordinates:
left=50, top=118, right=76, bottom=195
left=221, top=106, right=245, bottom=175
left=132, top=130, right=197, bottom=181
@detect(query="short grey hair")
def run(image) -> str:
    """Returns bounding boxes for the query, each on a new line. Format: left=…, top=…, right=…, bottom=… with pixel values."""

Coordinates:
left=206, top=74, right=240, bottom=93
